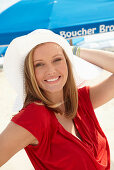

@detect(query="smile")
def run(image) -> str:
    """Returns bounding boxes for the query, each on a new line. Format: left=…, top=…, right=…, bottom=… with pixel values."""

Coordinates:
left=45, top=76, right=61, bottom=82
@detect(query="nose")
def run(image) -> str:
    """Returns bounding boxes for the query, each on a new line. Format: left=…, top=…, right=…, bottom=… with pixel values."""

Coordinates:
left=46, top=63, right=56, bottom=76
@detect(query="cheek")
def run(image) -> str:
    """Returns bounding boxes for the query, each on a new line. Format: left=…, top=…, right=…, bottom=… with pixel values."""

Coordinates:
left=64, top=65, right=68, bottom=80
left=34, top=69, right=43, bottom=83
left=56, top=62, right=68, bottom=84
left=61, top=61, right=68, bottom=78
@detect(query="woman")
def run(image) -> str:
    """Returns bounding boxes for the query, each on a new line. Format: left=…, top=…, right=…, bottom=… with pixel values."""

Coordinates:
left=0, top=29, right=114, bottom=170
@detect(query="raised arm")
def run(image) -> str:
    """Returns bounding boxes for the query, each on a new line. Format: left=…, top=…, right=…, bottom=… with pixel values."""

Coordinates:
left=0, top=121, right=38, bottom=167
left=80, top=48, right=114, bottom=73
left=74, top=47, right=114, bottom=109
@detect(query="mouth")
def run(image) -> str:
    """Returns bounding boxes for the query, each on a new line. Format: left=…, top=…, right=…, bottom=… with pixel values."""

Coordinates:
left=44, top=76, right=61, bottom=83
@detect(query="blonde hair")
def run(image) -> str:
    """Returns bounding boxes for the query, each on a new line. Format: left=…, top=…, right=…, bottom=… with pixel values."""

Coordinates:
left=24, top=43, right=78, bottom=119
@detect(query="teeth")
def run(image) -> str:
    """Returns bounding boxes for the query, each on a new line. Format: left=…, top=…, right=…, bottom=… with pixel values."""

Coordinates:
left=46, top=77, right=59, bottom=82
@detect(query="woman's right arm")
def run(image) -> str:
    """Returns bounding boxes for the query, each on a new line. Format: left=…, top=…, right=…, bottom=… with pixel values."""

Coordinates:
left=0, top=121, right=38, bottom=167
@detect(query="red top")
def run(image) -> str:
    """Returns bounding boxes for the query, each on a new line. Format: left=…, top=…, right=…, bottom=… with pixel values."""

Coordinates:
left=11, top=86, right=110, bottom=170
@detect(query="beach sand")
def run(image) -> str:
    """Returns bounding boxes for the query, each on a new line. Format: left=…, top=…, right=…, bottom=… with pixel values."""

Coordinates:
left=0, top=69, right=114, bottom=170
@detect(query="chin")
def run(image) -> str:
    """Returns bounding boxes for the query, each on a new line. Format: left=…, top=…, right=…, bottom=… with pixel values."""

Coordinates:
left=46, top=88, right=63, bottom=94
left=43, top=86, right=64, bottom=94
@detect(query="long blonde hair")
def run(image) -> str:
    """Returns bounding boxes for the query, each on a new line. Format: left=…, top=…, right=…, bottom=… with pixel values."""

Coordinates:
left=24, top=43, right=78, bottom=119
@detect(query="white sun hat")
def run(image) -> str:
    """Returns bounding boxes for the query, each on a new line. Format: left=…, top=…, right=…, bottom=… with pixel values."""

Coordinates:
left=3, top=29, right=102, bottom=112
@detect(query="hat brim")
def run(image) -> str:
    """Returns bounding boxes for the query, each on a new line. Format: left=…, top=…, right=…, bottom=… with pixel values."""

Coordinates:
left=3, top=29, right=103, bottom=112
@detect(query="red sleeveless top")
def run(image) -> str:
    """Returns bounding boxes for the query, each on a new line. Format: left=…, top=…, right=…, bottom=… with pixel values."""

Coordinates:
left=11, top=86, right=110, bottom=170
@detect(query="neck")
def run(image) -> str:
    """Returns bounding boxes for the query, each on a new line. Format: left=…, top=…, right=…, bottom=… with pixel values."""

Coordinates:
left=43, top=90, right=65, bottom=114
left=45, top=90, right=64, bottom=104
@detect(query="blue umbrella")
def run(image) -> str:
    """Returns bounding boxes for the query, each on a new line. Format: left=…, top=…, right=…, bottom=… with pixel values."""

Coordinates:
left=0, top=0, right=114, bottom=45
left=0, top=46, right=8, bottom=57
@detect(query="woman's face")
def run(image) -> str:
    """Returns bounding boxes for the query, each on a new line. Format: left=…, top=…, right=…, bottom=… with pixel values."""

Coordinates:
left=33, top=42, right=68, bottom=95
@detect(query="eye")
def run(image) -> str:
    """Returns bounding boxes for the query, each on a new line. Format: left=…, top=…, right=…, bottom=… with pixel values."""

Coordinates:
left=54, top=58, right=62, bottom=62
left=34, top=63, right=44, bottom=67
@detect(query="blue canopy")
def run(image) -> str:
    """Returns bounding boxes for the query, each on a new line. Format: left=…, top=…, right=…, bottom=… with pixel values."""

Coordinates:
left=0, top=0, right=114, bottom=45
left=0, top=46, right=8, bottom=57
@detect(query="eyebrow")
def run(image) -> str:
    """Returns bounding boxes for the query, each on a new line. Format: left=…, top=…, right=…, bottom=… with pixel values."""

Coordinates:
left=34, top=59, right=43, bottom=63
left=33, top=54, right=63, bottom=63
